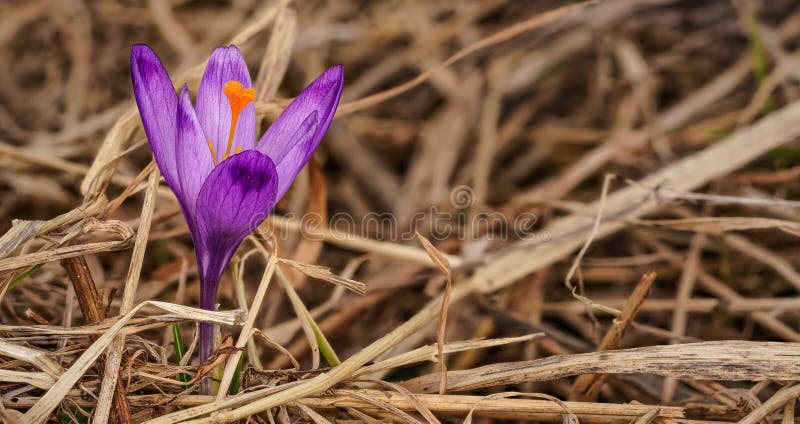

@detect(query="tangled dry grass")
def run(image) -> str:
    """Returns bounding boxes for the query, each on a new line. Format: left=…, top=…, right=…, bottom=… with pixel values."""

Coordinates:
left=2, top=0, right=800, bottom=422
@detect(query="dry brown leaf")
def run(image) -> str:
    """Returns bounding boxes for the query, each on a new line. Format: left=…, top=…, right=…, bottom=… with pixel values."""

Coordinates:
left=634, top=216, right=800, bottom=236
left=416, top=232, right=452, bottom=395
left=402, top=341, right=800, bottom=393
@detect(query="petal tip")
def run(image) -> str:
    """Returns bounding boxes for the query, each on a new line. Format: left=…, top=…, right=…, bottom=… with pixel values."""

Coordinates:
left=130, top=44, right=170, bottom=86
left=225, top=44, right=243, bottom=53
left=131, top=43, right=153, bottom=54
left=210, top=44, right=245, bottom=61
left=177, top=85, right=201, bottom=134
left=321, top=64, right=344, bottom=86
left=130, top=44, right=158, bottom=65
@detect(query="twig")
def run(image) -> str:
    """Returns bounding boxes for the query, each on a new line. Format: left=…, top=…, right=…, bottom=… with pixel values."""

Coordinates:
left=297, top=389, right=686, bottom=420
left=739, top=384, right=800, bottom=424
left=416, top=232, right=453, bottom=395
left=471, top=96, right=800, bottom=293
left=662, top=234, right=705, bottom=403
left=402, top=341, right=800, bottom=393
left=60, top=256, right=131, bottom=424
left=21, top=301, right=242, bottom=423
left=338, top=1, right=598, bottom=114
left=144, top=284, right=457, bottom=423
left=568, top=270, right=657, bottom=401
left=94, top=167, right=160, bottom=423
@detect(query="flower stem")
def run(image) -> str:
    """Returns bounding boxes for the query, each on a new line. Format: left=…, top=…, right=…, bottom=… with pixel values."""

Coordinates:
left=171, top=323, right=191, bottom=386
left=229, top=354, right=245, bottom=395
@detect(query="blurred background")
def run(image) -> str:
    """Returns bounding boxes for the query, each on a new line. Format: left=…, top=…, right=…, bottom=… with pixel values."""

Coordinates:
left=2, top=0, right=800, bottom=421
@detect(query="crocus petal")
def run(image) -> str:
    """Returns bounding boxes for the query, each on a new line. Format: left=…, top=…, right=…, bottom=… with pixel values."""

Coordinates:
left=196, top=45, right=256, bottom=162
left=194, top=150, right=277, bottom=363
left=273, top=111, right=318, bottom=200
left=195, top=150, right=278, bottom=310
left=130, top=44, right=180, bottom=192
left=175, top=85, right=214, bottom=231
left=256, top=65, right=343, bottom=188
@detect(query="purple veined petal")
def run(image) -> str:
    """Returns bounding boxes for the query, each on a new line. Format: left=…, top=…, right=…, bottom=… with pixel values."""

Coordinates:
left=194, top=150, right=278, bottom=362
left=256, top=65, right=343, bottom=166
left=196, top=45, right=256, bottom=163
left=130, top=44, right=180, bottom=193
left=273, top=111, right=318, bottom=201
left=175, top=85, right=215, bottom=236
left=195, top=150, right=278, bottom=306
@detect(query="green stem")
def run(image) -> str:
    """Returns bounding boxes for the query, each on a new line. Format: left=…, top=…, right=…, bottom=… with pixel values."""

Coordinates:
left=9, top=264, right=42, bottom=290
left=171, top=324, right=191, bottom=386
left=229, top=353, right=245, bottom=395
left=276, top=267, right=341, bottom=367
left=310, top=315, right=340, bottom=367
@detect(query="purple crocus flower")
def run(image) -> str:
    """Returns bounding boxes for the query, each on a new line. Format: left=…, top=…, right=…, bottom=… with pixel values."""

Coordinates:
left=130, top=44, right=343, bottom=363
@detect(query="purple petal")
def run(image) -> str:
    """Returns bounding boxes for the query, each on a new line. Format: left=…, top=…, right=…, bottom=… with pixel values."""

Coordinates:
left=256, top=65, right=343, bottom=197
left=175, top=86, right=214, bottom=230
left=196, top=45, right=256, bottom=163
left=130, top=44, right=180, bottom=192
left=194, top=151, right=277, bottom=362
left=195, top=150, right=278, bottom=308
left=273, top=111, right=318, bottom=200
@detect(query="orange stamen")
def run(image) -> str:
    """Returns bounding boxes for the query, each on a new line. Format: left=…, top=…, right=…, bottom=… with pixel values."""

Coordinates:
left=207, top=141, right=218, bottom=166
left=222, top=81, right=256, bottom=160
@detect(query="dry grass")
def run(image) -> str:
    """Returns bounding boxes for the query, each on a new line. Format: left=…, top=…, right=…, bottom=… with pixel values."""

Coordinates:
left=2, top=0, right=800, bottom=422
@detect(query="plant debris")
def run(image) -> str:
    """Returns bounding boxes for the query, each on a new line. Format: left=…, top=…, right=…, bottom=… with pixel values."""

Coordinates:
left=2, top=0, right=800, bottom=422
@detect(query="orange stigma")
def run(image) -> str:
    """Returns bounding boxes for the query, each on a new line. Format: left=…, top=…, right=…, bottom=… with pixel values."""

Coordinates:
left=221, top=80, right=256, bottom=160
